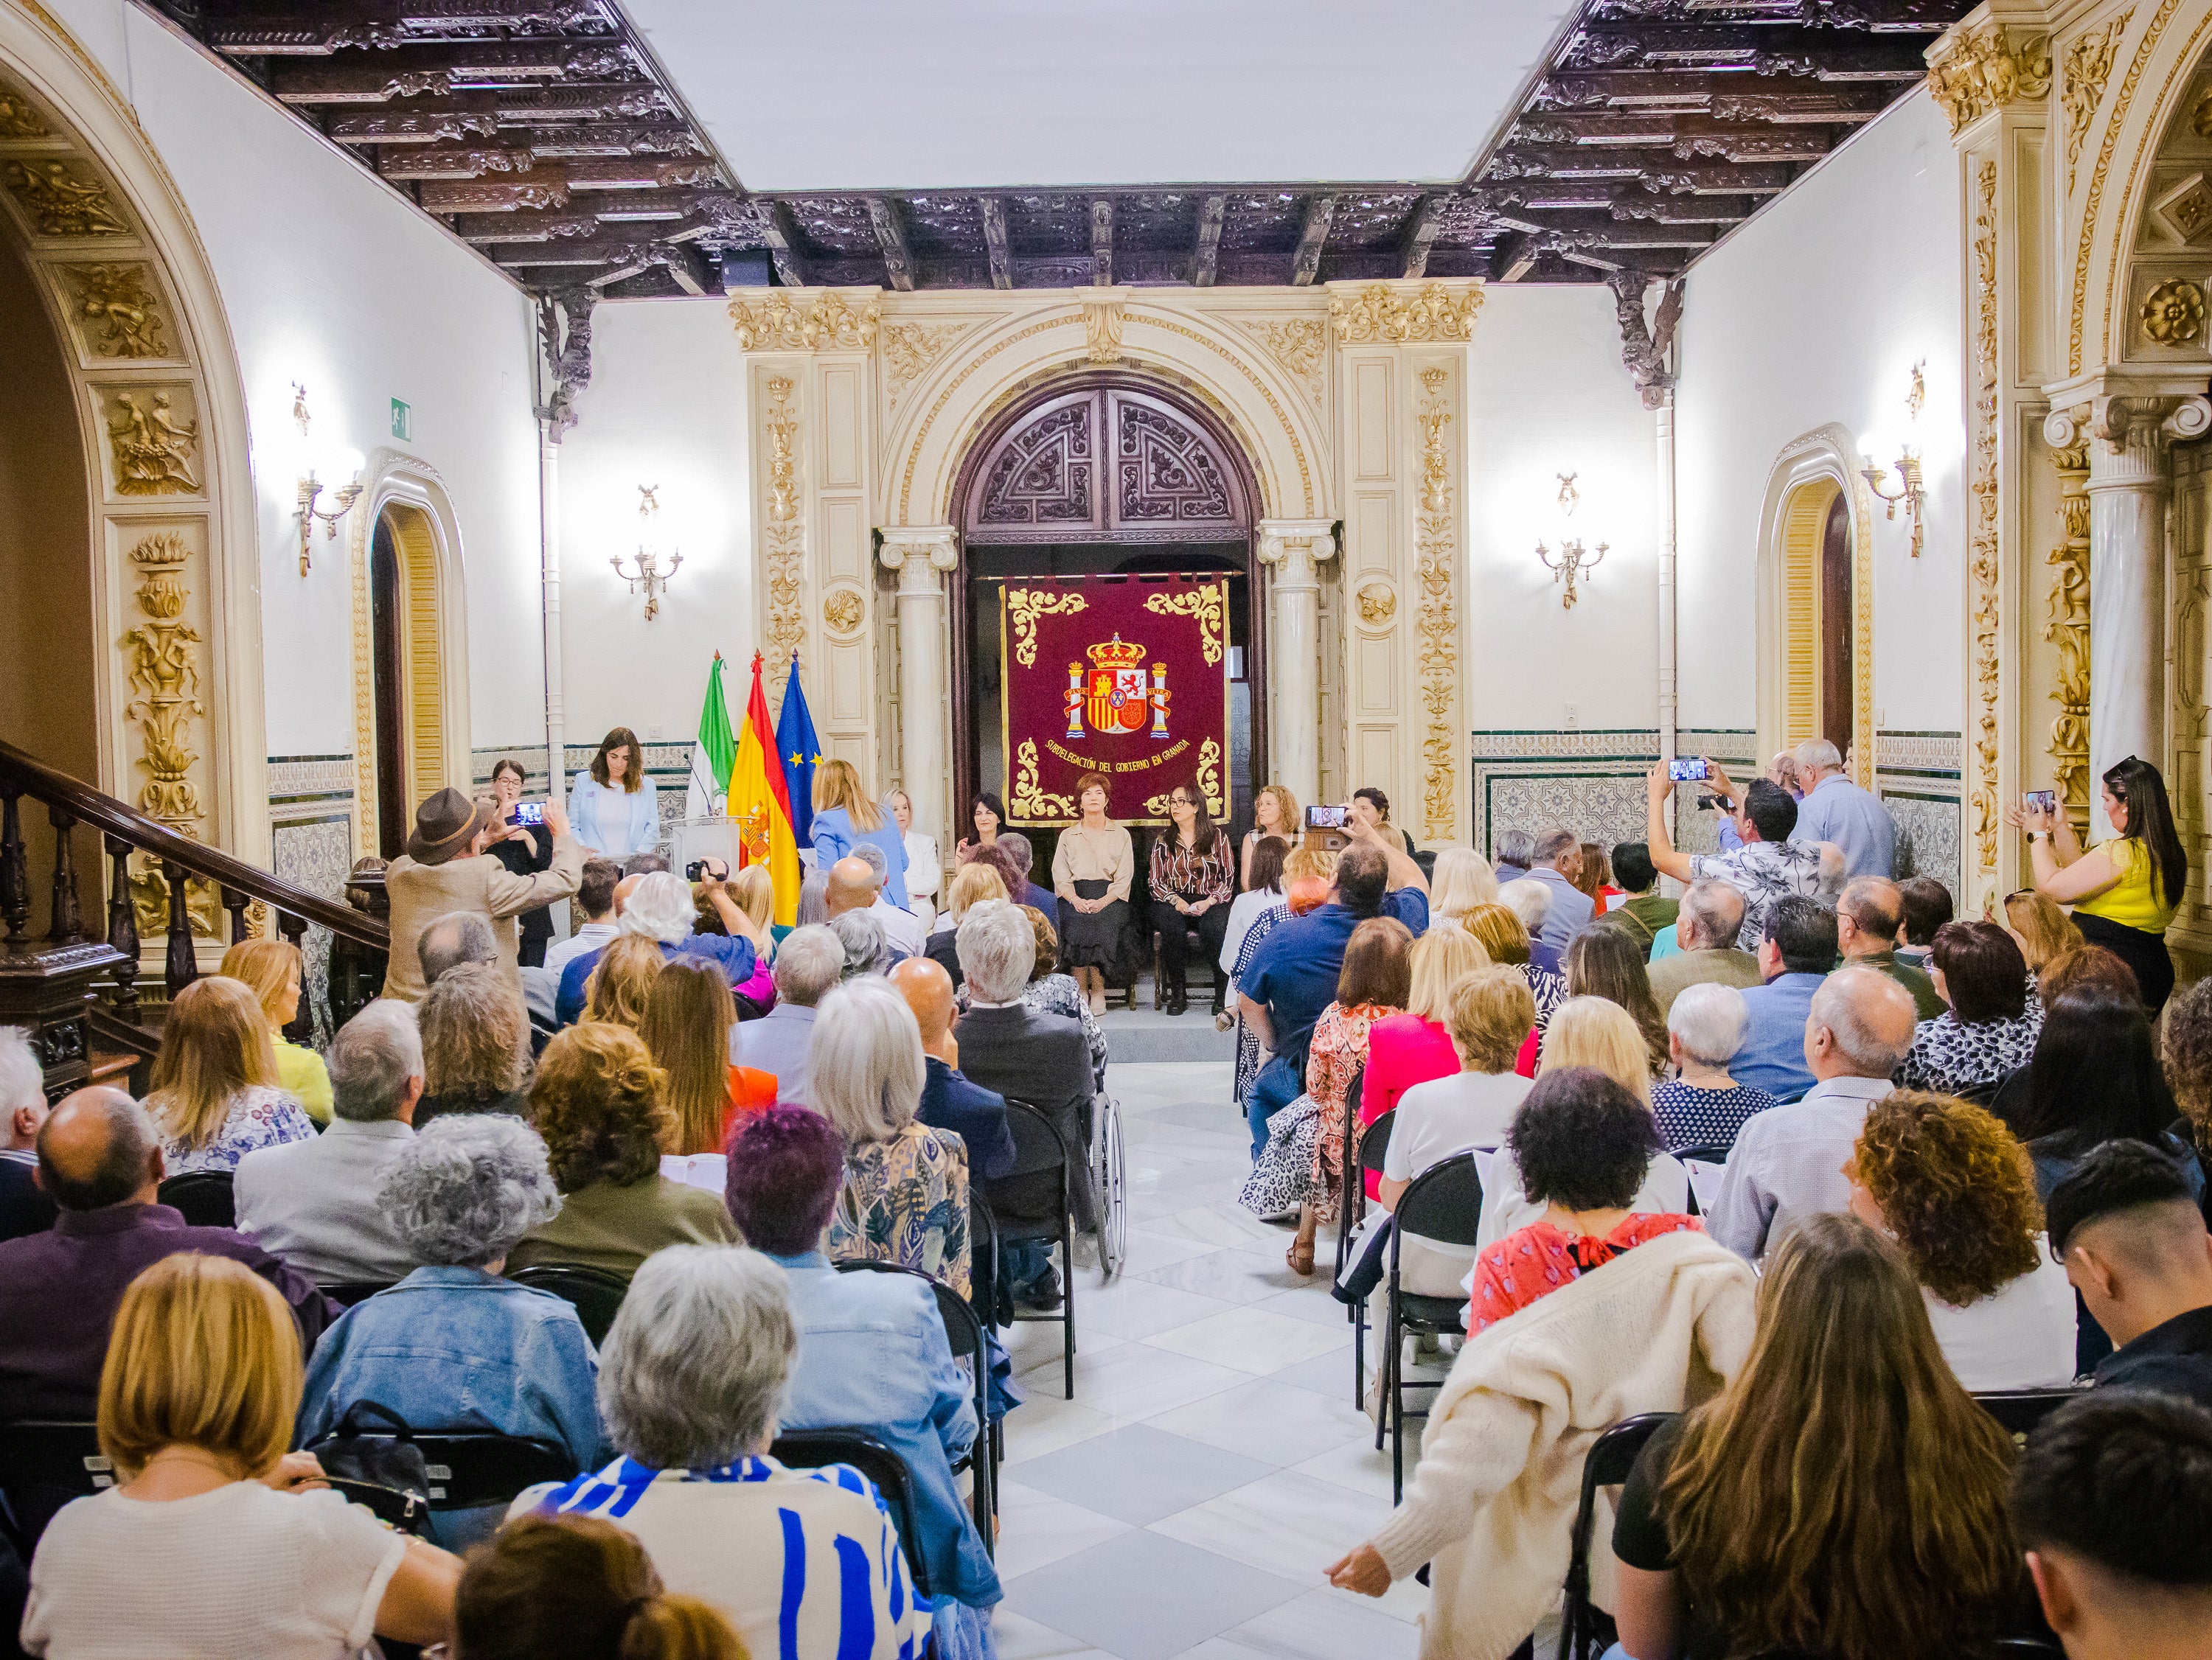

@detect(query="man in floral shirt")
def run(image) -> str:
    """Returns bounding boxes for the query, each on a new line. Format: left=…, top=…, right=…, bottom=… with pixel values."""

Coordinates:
left=1645, top=761, right=1842, bottom=956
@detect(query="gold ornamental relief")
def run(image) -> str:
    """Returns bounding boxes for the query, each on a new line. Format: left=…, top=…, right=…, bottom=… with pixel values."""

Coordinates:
left=2142, top=279, right=2206, bottom=344
left=107, top=390, right=201, bottom=495
left=821, top=587, right=865, bottom=636
left=2047, top=442, right=2093, bottom=833
left=1414, top=366, right=1459, bottom=840
left=1010, top=739, right=1074, bottom=820
left=1248, top=318, right=1326, bottom=401
left=1142, top=587, right=1225, bottom=666
left=1355, top=582, right=1397, bottom=626
left=65, top=264, right=166, bottom=358
left=1329, top=282, right=1482, bottom=346
left=0, top=77, right=48, bottom=139
left=1927, top=21, right=2053, bottom=135
left=1004, top=587, right=1087, bottom=669
left=881, top=323, right=965, bottom=408
left=760, top=376, right=806, bottom=681
left=2065, top=12, right=2135, bottom=179
left=728, top=290, right=881, bottom=353
left=4, top=158, right=129, bottom=237
left=1969, top=161, right=2003, bottom=890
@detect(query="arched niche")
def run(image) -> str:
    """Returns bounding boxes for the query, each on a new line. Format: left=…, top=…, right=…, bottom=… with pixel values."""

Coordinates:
left=1755, top=425, right=1877, bottom=783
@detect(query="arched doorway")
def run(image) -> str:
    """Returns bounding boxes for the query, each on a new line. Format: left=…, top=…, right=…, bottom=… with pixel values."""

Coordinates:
left=950, top=374, right=1267, bottom=868
left=1756, top=427, right=1874, bottom=778
left=364, top=501, right=454, bottom=857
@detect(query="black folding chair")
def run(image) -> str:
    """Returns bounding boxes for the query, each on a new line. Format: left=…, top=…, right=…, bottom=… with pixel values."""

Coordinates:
left=156, top=1171, right=235, bottom=1229
left=506, top=1263, right=631, bottom=1346
left=1556, top=1412, right=1674, bottom=1660
left=302, top=1425, right=577, bottom=1532
left=322, top=1281, right=397, bottom=1308
left=1332, top=1067, right=1368, bottom=1277
left=836, top=1259, right=996, bottom=1555
left=1347, top=1108, right=1396, bottom=1409
left=1666, top=1145, right=1728, bottom=1220
left=1975, top=1387, right=2090, bottom=1441
left=773, top=1428, right=933, bottom=1600
left=1384, top=1151, right=1484, bottom=1497
left=0, top=1421, right=108, bottom=1554
left=982, top=1101, right=1077, bottom=1399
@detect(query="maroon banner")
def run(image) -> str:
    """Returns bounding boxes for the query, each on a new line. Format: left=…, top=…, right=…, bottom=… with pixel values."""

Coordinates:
left=999, top=576, right=1232, bottom=827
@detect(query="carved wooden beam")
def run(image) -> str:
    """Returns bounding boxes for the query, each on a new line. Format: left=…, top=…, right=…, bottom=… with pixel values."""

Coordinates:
left=980, top=196, right=1012, bottom=288
left=1564, top=24, right=1934, bottom=78
left=1091, top=198, right=1113, bottom=287
left=1486, top=148, right=1792, bottom=193
left=1291, top=194, right=1335, bottom=285
left=661, top=240, right=714, bottom=296
left=450, top=208, right=601, bottom=243
left=269, top=41, right=639, bottom=102
left=377, top=145, right=536, bottom=180
left=1191, top=195, right=1225, bottom=287
left=868, top=196, right=916, bottom=290
left=751, top=199, right=811, bottom=287
left=1398, top=195, right=1439, bottom=278
left=1490, top=231, right=1540, bottom=283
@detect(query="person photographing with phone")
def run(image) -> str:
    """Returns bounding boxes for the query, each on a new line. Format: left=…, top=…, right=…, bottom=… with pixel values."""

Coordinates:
left=2006, top=755, right=2186, bottom=1012
left=484, top=758, right=556, bottom=966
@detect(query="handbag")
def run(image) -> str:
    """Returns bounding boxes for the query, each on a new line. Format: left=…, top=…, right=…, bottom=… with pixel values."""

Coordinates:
left=305, top=1399, right=435, bottom=1535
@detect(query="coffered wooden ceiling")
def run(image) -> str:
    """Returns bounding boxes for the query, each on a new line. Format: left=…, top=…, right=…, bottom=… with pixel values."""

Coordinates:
left=135, top=0, right=1975, bottom=298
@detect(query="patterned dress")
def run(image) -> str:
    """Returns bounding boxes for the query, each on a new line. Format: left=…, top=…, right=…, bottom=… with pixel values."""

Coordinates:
left=1229, top=907, right=1291, bottom=1107
left=1895, top=1008, right=2045, bottom=1096
left=1465, top=1214, right=1705, bottom=1333
left=1307, top=1000, right=1398, bottom=1228
left=152, top=1084, right=315, bottom=1175
left=830, top=1122, right=973, bottom=1298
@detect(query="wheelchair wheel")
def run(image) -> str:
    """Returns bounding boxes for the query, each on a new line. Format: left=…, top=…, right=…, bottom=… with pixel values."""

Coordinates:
left=1093, top=1094, right=1127, bottom=1279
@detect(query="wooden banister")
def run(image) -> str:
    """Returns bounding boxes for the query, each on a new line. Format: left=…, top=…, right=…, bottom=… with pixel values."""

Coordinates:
left=0, top=738, right=386, bottom=950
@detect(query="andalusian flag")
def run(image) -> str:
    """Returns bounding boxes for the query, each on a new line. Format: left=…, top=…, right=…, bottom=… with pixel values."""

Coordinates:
left=776, top=651, right=821, bottom=848
left=686, top=652, right=737, bottom=819
left=730, top=652, right=801, bottom=923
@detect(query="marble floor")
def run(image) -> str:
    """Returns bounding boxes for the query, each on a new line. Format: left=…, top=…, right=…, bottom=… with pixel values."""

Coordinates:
left=990, top=1061, right=1427, bottom=1660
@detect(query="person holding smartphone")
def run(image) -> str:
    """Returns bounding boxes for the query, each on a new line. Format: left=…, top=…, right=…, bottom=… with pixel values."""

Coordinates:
left=484, top=758, right=554, bottom=966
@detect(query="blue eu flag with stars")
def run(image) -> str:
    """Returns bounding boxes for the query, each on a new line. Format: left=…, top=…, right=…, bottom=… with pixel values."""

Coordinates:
left=775, top=652, right=821, bottom=850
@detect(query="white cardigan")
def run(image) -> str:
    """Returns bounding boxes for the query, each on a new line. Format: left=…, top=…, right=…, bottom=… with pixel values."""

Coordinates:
left=1368, top=1228, right=1757, bottom=1660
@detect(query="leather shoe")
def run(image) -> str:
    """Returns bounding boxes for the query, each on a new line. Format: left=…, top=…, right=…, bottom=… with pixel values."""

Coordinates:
left=1015, top=1266, right=1062, bottom=1313
left=1166, top=989, right=1189, bottom=1016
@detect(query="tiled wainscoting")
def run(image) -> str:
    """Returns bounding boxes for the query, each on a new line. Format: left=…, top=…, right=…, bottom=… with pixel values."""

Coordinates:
left=265, top=755, right=358, bottom=1050
left=1470, top=729, right=1756, bottom=860
left=1874, top=731, right=1963, bottom=898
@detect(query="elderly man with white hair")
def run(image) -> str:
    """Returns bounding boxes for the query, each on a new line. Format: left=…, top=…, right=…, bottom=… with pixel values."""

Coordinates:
left=732, top=924, right=842, bottom=1107
left=234, top=1000, right=424, bottom=1285
left=1788, top=737, right=1896, bottom=878
left=554, top=868, right=769, bottom=1025
left=515, top=1245, right=931, bottom=1660
left=1523, top=828, right=1595, bottom=956
left=0, top=1026, right=54, bottom=1242
left=1708, top=964, right=1918, bottom=1261
left=955, top=899, right=1096, bottom=1312
left=1648, top=981, right=1779, bottom=1154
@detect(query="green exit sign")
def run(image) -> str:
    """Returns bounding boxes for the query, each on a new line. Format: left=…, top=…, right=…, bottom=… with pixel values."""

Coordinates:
left=389, top=398, right=411, bottom=441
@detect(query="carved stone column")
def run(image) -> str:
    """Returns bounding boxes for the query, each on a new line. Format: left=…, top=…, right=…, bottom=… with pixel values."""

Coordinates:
left=1257, top=519, right=1339, bottom=808
left=877, top=527, right=959, bottom=856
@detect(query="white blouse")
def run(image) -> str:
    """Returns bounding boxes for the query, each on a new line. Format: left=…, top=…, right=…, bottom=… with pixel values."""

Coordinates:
left=1922, top=1244, right=2078, bottom=1390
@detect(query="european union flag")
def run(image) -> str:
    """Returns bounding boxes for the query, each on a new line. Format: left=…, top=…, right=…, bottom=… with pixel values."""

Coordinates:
left=776, top=652, right=821, bottom=849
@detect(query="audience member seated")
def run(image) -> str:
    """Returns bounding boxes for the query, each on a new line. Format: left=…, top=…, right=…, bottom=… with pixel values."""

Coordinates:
left=1465, top=1067, right=1703, bottom=1333
left=299, top=1115, right=601, bottom=1546
left=218, top=937, right=333, bottom=1123
left=1498, top=876, right=1559, bottom=976
left=818, top=977, right=973, bottom=1298
left=1426, top=845, right=1500, bottom=932
left=838, top=842, right=925, bottom=961
left=0, top=1028, right=55, bottom=1243
left=1897, top=920, right=2042, bottom=1097
left=1360, top=926, right=1494, bottom=1200
left=1220, top=833, right=1290, bottom=975
left=1731, top=893, right=1840, bottom=1101
left=1846, top=1091, right=2075, bottom=1388
left=1150, top=783, right=1237, bottom=1017
left=1607, top=1215, right=2031, bottom=1660
left=1523, top=828, right=1595, bottom=956
left=515, top=1246, right=929, bottom=1660
left=927, top=861, right=1006, bottom=988
left=1491, top=829, right=1535, bottom=885
left=732, top=924, right=841, bottom=1106
left=1323, top=1115, right=1753, bottom=1651
left=2012, top=1389, right=2212, bottom=1660
left=2160, top=974, right=2212, bottom=1199
left=234, top=1002, right=421, bottom=1286
left=1836, top=875, right=1944, bottom=1019
left=1009, top=906, right=1110, bottom=1089
left=1239, top=844, right=1408, bottom=1157
left=1573, top=840, right=1618, bottom=914
left=557, top=871, right=765, bottom=1027
left=1245, top=918, right=1412, bottom=1269
left=1231, top=867, right=1333, bottom=1115
left=1646, top=762, right=1841, bottom=955
left=1646, top=879, right=1759, bottom=1018
left=1241, top=784, right=1299, bottom=887
left=19, top=1254, right=461, bottom=1656
left=1650, top=983, right=1778, bottom=1153
left=724, top=1108, right=999, bottom=1647
left=1461, top=899, right=1566, bottom=1034
left=2006, top=887, right=2085, bottom=984
left=1710, top=966, right=1916, bottom=1260
left=507, top=1024, right=737, bottom=1279
left=1895, top=873, right=1954, bottom=970
left=686, top=865, right=778, bottom=1019
left=0, top=1087, right=333, bottom=1422
left=642, top=959, right=770, bottom=1191
left=956, top=901, right=1093, bottom=1311
left=829, top=907, right=891, bottom=980
left=452, top=1513, right=744, bottom=1660
left=541, top=858, right=622, bottom=982
left=415, top=961, right=535, bottom=1130
left=1604, top=841, right=1676, bottom=955
left=891, top=958, right=1015, bottom=1182
left=1562, top=925, right=1669, bottom=1078
left=1484, top=1000, right=1687, bottom=1248
left=2048, top=1140, right=2212, bottom=1409
left=145, top=975, right=314, bottom=1174
left=994, top=830, right=1057, bottom=917
left=582, top=934, right=667, bottom=1033
left=420, top=910, right=501, bottom=988
left=2013, top=984, right=2202, bottom=1205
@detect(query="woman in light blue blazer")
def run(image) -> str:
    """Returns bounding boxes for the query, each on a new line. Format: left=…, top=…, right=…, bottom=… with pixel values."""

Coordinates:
left=568, top=726, right=661, bottom=859
left=810, top=756, right=910, bottom=910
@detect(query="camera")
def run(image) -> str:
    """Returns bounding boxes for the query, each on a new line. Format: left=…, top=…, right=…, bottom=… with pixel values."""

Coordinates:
left=686, top=859, right=716, bottom=882
left=1694, top=794, right=1725, bottom=812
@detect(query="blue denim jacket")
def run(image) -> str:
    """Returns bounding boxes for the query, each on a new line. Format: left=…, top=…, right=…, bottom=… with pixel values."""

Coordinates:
left=769, top=1251, right=998, bottom=1607
left=296, top=1266, right=604, bottom=1547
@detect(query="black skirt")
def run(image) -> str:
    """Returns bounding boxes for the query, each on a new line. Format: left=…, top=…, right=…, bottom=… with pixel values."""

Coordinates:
left=2073, top=910, right=2176, bottom=1013
left=1057, top=879, right=1135, bottom=977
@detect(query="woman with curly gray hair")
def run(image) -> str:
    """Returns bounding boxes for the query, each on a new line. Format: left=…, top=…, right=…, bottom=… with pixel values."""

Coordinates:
left=415, top=962, right=532, bottom=1129
left=296, top=1115, right=605, bottom=1547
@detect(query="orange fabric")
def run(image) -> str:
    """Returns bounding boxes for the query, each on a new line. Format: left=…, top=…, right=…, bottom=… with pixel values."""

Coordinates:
left=1466, top=1213, right=1705, bottom=1333
left=720, top=1064, right=779, bottom=1144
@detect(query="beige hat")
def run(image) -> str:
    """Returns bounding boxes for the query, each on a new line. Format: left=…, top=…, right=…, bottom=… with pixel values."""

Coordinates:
left=405, top=787, right=493, bottom=865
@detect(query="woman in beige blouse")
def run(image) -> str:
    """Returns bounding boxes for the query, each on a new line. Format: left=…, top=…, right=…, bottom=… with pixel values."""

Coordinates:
left=1052, top=770, right=1136, bottom=1016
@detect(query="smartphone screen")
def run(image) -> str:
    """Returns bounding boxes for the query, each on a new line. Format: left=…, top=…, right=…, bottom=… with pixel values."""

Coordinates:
left=1305, top=805, right=1348, bottom=831
left=513, top=801, right=546, bottom=826
left=1668, top=758, right=1710, bottom=782
left=2024, top=790, right=2056, bottom=815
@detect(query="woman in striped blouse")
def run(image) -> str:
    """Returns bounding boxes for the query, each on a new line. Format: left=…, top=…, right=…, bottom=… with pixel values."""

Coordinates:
left=1150, top=783, right=1235, bottom=1017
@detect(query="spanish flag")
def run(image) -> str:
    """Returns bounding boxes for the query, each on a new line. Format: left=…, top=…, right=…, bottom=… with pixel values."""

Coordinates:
left=730, top=651, right=801, bottom=924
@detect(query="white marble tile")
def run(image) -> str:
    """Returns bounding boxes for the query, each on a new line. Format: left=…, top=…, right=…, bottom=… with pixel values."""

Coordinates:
left=1008, top=1320, right=1127, bottom=1386
left=1001, top=1392, right=1130, bottom=1463
left=995, top=1478, right=1133, bottom=1580
left=1144, top=1469, right=1429, bottom=1622
left=1047, top=1337, right=1251, bottom=1420
left=1137, top=1247, right=1311, bottom=1306
left=1249, top=1284, right=1356, bottom=1328
left=1284, top=1435, right=1402, bottom=1497
left=1145, top=1305, right=1351, bottom=1377
left=990, top=1608, right=1119, bottom=1660
left=1116, top=1227, right=1231, bottom=1277
left=1143, top=1205, right=1292, bottom=1255
left=1142, top=1376, right=1376, bottom=1468
left=1217, top=1585, right=1420, bottom=1660
left=1073, top=1276, right=1242, bottom=1342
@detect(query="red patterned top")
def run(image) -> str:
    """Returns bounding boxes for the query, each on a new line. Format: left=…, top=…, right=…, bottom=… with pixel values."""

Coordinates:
left=1464, top=1214, right=1705, bottom=1333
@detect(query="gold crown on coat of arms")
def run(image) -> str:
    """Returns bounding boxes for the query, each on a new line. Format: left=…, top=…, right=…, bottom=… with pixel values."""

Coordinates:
left=1085, top=634, right=1147, bottom=670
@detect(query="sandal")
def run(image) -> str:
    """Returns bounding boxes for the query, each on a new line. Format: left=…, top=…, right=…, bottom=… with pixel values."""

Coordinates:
left=1287, top=1238, right=1315, bottom=1277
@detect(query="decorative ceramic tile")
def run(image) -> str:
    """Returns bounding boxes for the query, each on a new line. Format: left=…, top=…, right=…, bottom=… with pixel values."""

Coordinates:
left=265, top=753, right=356, bottom=806
left=1885, top=792, right=1964, bottom=898
left=271, top=814, right=352, bottom=1049
left=1874, top=730, right=1962, bottom=776
left=1469, top=728, right=1754, bottom=859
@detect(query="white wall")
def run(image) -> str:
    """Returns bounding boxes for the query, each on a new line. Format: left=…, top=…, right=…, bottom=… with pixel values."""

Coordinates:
left=44, top=0, right=545, bottom=756
left=1675, top=86, right=1965, bottom=737
left=1467, top=284, right=1660, bottom=730
left=552, top=299, right=756, bottom=750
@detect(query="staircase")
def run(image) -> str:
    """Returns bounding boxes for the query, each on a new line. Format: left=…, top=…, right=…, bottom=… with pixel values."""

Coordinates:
left=0, top=738, right=389, bottom=1099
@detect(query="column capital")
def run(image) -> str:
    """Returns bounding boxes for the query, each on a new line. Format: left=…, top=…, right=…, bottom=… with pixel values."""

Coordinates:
left=877, top=526, right=959, bottom=586
left=1926, top=8, right=2052, bottom=142
left=1256, top=519, right=1338, bottom=571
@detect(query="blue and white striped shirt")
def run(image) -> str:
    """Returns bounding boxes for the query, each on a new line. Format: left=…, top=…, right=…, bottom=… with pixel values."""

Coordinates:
left=521, top=1454, right=930, bottom=1660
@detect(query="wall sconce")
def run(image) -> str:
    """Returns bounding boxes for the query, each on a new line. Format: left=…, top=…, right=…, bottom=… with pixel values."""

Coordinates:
left=1535, top=471, right=1607, bottom=609
left=611, top=484, right=682, bottom=619
left=1860, top=360, right=1927, bottom=559
left=289, top=385, right=361, bottom=576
